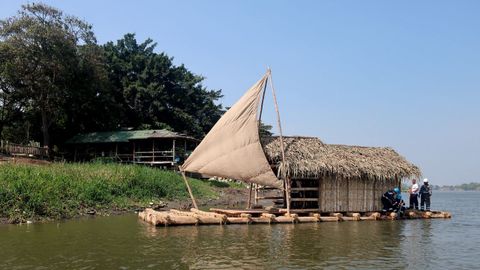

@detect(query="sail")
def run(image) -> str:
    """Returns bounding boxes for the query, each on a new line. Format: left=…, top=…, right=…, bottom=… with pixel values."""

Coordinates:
left=182, top=73, right=282, bottom=188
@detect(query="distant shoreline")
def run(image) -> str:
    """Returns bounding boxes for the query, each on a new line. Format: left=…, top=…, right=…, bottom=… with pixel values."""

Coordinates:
left=433, top=189, right=480, bottom=192
left=431, top=183, right=480, bottom=192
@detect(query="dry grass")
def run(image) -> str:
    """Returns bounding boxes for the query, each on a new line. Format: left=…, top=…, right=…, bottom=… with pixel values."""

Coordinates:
left=262, top=136, right=421, bottom=181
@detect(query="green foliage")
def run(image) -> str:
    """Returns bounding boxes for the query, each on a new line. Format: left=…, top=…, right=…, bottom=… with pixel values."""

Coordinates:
left=103, top=34, right=224, bottom=138
left=457, top=182, right=480, bottom=191
left=0, top=163, right=218, bottom=222
left=259, top=121, right=273, bottom=137
left=434, top=182, right=480, bottom=191
left=0, top=3, right=225, bottom=150
left=0, top=3, right=100, bottom=148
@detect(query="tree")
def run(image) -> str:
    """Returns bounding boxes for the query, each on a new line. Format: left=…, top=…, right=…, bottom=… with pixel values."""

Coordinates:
left=0, top=3, right=96, bottom=149
left=103, top=34, right=224, bottom=138
left=259, top=121, right=273, bottom=137
left=0, top=4, right=225, bottom=151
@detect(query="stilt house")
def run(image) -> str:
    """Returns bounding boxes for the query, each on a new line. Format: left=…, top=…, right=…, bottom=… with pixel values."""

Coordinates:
left=66, top=129, right=198, bottom=167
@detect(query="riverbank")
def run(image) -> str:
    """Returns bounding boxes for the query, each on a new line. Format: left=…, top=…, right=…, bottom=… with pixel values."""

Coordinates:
left=0, top=162, right=247, bottom=224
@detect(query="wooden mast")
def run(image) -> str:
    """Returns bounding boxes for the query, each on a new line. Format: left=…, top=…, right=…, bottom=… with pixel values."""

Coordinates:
left=247, top=74, right=269, bottom=209
left=267, top=69, right=291, bottom=215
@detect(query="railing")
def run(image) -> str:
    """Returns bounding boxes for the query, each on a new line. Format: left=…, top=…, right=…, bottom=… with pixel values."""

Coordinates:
left=133, top=150, right=175, bottom=165
left=0, top=140, right=48, bottom=158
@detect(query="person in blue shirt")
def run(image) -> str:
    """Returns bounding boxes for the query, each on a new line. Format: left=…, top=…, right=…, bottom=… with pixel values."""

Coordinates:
left=420, top=178, right=432, bottom=211
left=381, top=187, right=400, bottom=211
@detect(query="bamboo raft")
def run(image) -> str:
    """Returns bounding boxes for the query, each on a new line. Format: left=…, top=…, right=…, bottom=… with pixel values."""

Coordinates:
left=139, top=208, right=451, bottom=226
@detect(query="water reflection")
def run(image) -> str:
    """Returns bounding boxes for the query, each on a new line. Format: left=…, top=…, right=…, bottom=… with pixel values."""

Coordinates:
left=136, top=220, right=409, bottom=269
left=0, top=192, right=478, bottom=269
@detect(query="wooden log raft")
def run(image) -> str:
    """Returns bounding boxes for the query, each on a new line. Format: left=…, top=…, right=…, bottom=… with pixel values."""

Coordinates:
left=138, top=208, right=451, bottom=226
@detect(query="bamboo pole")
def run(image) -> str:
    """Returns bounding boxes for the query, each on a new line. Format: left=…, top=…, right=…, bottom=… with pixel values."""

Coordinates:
left=172, top=139, right=176, bottom=164
left=247, top=183, right=253, bottom=209
left=250, top=74, right=269, bottom=209
left=184, top=140, right=187, bottom=157
left=152, top=140, right=155, bottom=163
left=181, top=170, right=198, bottom=209
left=132, top=142, right=136, bottom=163
left=267, top=69, right=291, bottom=215
left=258, top=75, right=268, bottom=128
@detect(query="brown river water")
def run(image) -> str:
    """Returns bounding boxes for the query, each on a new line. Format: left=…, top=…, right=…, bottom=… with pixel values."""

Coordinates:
left=0, top=191, right=479, bottom=269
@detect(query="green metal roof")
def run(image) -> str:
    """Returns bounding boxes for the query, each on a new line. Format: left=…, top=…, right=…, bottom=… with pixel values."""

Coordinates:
left=66, top=129, right=197, bottom=144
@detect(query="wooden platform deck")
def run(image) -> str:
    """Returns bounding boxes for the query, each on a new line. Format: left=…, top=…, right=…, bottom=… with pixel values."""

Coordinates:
left=138, top=208, right=452, bottom=226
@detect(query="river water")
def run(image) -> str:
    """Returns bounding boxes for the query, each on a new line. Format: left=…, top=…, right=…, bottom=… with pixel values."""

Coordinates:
left=0, top=192, right=478, bottom=269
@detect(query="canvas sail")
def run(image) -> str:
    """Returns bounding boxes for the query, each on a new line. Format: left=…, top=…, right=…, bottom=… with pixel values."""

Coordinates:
left=181, top=73, right=282, bottom=188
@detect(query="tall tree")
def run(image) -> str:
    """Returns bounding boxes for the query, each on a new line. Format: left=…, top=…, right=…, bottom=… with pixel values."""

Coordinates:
left=103, top=34, right=224, bottom=138
left=0, top=3, right=96, bottom=149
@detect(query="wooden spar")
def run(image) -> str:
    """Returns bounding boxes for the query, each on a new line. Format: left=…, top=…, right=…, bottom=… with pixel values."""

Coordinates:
left=248, top=73, right=269, bottom=210
left=258, top=74, right=268, bottom=127
left=180, top=169, right=198, bottom=209
left=267, top=69, right=291, bottom=215
left=247, top=184, right=253, bottom=209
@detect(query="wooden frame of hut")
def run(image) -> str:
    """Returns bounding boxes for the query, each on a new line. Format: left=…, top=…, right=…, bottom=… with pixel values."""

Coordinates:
left=262, top=136, right=421, bottom=213
left=66, top=129, right=198, bottom=167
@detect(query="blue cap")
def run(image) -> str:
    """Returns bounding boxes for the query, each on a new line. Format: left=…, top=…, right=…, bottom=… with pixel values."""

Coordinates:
left=393, top=187, right=400, bottom=193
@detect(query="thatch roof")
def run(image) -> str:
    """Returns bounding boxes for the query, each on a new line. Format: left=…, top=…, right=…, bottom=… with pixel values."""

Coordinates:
left=262, top=136, right=421, bottom=181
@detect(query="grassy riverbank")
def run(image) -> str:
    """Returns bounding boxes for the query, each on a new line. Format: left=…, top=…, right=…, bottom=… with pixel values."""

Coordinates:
left=0, top=162, right=227, bottom=223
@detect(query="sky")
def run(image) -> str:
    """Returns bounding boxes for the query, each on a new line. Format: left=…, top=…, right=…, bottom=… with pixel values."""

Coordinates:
left=1, top=1, right=479, bottom=185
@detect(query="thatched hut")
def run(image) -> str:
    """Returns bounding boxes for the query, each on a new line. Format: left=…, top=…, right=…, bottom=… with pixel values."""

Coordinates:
left=262, top=136, right=421, bottom=213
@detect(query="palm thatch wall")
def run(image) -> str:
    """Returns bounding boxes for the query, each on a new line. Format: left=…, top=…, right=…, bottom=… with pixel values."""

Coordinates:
left=262, top=136, right=421, bottom=212
left=262, top=136, right=421, bottom=181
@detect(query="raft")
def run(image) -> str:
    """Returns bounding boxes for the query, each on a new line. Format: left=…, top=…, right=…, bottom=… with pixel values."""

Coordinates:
left=138, top=208, right=451, bottom=226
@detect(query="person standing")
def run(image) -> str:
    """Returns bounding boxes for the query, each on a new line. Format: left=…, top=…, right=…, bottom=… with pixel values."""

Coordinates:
left=409, top=179, right=419, bottom=210
left=420, top=178, right=432, bottom=211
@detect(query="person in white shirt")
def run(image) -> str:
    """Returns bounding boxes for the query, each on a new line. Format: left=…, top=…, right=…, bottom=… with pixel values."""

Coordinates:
left=409, top=179, right=419, bottom=210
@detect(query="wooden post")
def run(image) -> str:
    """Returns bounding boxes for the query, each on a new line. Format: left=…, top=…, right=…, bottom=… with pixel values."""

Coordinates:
left=184, top=140, right=187, bottom=156
left=172, top=139, right=176, bottom=164
left=247, top=183, right=253, bottom=209
left=132, top=142, right=136, bottom=163
left=181, top=170, right=198, bottom=209
left=152, top=140, right=155, bottom=163
left=268, top=69, right=290, bottom=215
left=254, top=184, right=259, bottom=205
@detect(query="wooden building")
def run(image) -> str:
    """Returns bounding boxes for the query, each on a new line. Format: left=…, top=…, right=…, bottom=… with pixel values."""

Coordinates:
left=261, top=136, right=421, bottom=213
left=66, top=129, right=198, bottom=167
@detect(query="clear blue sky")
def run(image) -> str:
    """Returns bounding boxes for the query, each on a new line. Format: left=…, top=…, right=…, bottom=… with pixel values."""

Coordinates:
left=1, top=1, right=479, bottom=185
